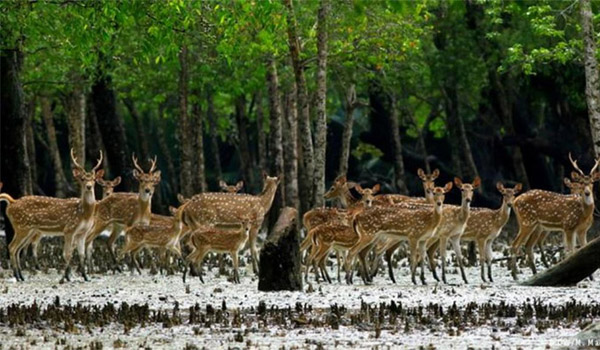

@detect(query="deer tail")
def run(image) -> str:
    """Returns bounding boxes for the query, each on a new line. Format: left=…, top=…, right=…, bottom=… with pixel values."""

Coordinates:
left=0, top=193, right=15, bottom=205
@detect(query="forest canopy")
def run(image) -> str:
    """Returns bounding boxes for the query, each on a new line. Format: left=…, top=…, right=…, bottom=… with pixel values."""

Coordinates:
left=1, top=0, right=599, bottom=214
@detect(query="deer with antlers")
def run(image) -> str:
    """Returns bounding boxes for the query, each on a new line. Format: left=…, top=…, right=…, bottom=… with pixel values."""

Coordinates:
left=510, top=153, right=599, bottom=280
left=84, top=155, right=161, bottom=271
left=347, top=182, right=453, bottom=285
left=182, top=172, right=280, bottom=274
left=0, top=150, right=103, bottom=282
left=424, top=176, right=480, bottom=284
left=460, top=182, right=522, bottom=282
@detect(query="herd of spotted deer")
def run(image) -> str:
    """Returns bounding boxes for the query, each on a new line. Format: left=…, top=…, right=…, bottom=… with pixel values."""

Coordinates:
left=0, top=149, right=597, bottom=286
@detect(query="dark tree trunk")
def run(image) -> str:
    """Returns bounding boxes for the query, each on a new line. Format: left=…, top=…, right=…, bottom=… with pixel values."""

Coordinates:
left=64, top=81, right=86, bottom=170
left=283, top=86, right=300, bottom=210
left=123, top=98, right=149, bottom=163
left=1, top=48, right=30, bottom=254
left=266, top=59, right=285, bottom=228
left=580, top=0, right=600, bottom=157
left=206, top=89, right=223, bottom=186
left=235, top=95, right=255, bottom=191
left=256, top=90, right=268, bottom=181
left=313, top=0, right=329, bottom=207
left=389, top=94, right=409, bottom=194
left=178, top=45, right=194, bottom=197
left=192, top=92, right=207, bottom=193
left=521, top=236, right=600, bottom=287
left=25, top=97, right=36, bottom=194
left=85, top=92, right=107, bottom=172
left=41, top=97, right=69, bottom=197
left=91, top=71, right=131, bottom=190
left=284, top=0, right=314, bottom=213
left=338, top=85, right=357, bottom=177
left=258, top=207, right=302, bottom=291
left=156, top=107, right=178, bottom=197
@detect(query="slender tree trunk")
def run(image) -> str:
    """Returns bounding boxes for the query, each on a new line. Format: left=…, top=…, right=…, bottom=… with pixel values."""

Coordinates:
left=1, top=48, right=30, bottom=253
left=283, top=86, right=300, bottom=210
left=192, top=92, right=207, bottom=193
left=25, top=97, right=36, bottom=194
left=266, top=59, right=285, bottom=228
left=178, top=45, right=194, bottom=197
left=284, top=0, right=314, bottom=212
left=389, top=94, right=409, bottom=194
left=206, top=89, right=222, bottom=186
left=338, top=85, right=357, bottom=177
left=313, top=0, right=329, bottom=207
left=91, top=71, right=131, bottom=190
left=41, top=97, right=69, bottom=197
left=580, top=0, right=600, bottom=158
left=235, top=96, right=255, bottom=191
left=64, top=82, right=86, bottom=169
left=256, top=90, right=268, bottom=180
left=123, top=98, right=149, bottom=163
left=85, top=93, right=107, bottom=171
left=157, top=105, right=178, bottom=196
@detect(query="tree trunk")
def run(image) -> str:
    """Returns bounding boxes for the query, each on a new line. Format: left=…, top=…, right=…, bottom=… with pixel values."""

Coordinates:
left=284, top=0, right=314, bottom=212
left=256, top=90, right=268, bottom=181
left=338, top=85, right=357, bottom=177
left=178, top=45, right=194, bottom=197
left=521, top=236, right=600, bottom=287
left=389, top=94, right=409, bottom=194
left=580, top=0, right=600, bottom=158
left=41, top=97, right=69, bottom=197
left=258, top=207, right=302, bottom=291
left=206, top=89, right=223, bottom=186
left=266, top=59, right=285, bottom=229
left=91, top=71, right=131, bottom=190
left=25, top=97, right=37, bottom=194
left=64, top=83, right=86, bottom=169
left=123, top=98, right=149, bottom=163
left=283, top=87, right=300, bottom=210
left=85, top=92, right=107, bottom=172
left=192, top=92, right=207, bottom=193
left=313, top=0, right=329, bottom=207
left=1, top=48, right=31, bottom=253
left=235, top=95, right=255, bottom=191
left=157, top=105, right=178, bottom=197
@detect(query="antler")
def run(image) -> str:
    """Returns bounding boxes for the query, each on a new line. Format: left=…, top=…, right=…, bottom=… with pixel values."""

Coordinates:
left=92, top=150, right=103, bottom=172
left=148, top=155, right=158, bottom=173
left=591, top=156, right=600, bottom=175
left=132, top=154, right=145, bottom=173
left=568, top=153, right=585, bottom=175
left=70, top=148, right=84, bottom=171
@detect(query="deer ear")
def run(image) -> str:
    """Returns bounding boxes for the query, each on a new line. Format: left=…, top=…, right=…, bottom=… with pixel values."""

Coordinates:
left=417, top=168, right=425, bottom=180
left=72, top=168, right=84, bottom=179
left=593, top=172, right=600, bottom=182
left=177, top=193, right=186, bottom=204
left=95, top=169, right=105, bottom=181
left=219, top=180, right=227, bottom=189
left=472, top=176, right=481, bottom=189
left=443, top=182, right=453, bottom=193
left=372, top=184, right=381, bottom=194
left=132, top=169, right=141, bottom=180
left=113, top=176, right=121, bottom=186
left=355, top=185, right=364, bottom=194
left=262, top=171, right=268, bottom=180
left=169, top=206, right=177, bottom=215
left=338, top=175, right=347, bottom=183
left=454, top=177, right=463, bottom=187
left=432, top=169, right=440, bottom=179
left=236, top=181, right=244, bottom=190
left=571, top=171, right=582, bottom=182
left=564, top=178, right=573, bottom=188
left=152, top=170, right=161, bottom=182
left=496, top=182, right=505, bottom=192
left=514, top=183, right=523, bottom=193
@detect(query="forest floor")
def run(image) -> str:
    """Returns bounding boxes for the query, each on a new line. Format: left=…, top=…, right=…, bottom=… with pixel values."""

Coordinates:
left=0, top=235, right=598, bottom=349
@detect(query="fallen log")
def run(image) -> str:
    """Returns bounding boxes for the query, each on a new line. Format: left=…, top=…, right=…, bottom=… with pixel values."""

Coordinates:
left=521, top=236, right=600, bottom=287
left=258, top=207, right=303, bottom=291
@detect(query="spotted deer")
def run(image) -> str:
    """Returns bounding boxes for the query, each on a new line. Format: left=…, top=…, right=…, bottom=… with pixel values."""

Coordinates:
left=220, top=180, right=244, bottom=193
left=425, top=176, right=480, bottom=284
left=84, top=155, right=161, bottom=270
left=119, top=202, right=190, bottom=275
left=184, top=216, right=257, bottom=284
left=0, top=150, right=103, bottom=282
left=183, top=173, right=280, bottom=274
left=510, top=154, right=599, bottom=280
left=348, top=182, right=453, bottom=285
left=97, top=176, right=122, bottom=198
left=460, top=182, right=521, bottom=282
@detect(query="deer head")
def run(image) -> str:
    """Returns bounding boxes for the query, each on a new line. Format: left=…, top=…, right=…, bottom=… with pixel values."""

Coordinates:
left=418, top=168, right=440, bottom=201
left=433, top=182, right=453, bottom=210
left=324, top=175, right=359, bottom=206
left=220, top=180, right=244, bottom=193
left=568, top=153, right=600, bottom=205
left=496, top=182, right=522, bottom=208
left=355, top=184, right=380, bottom=207
left=453, top=176, right=481, bottom=204
left=132, top=155, right=161, bottom=201
left=71, top=148, right=103, bottom=200
left=97, top=176, right=121, bottom=198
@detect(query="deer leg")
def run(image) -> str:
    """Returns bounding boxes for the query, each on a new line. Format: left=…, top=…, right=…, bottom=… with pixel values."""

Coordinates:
left=314, top=243, right=332, bottom=284
left=477, top=239, right=487, bottom=283
left=418, top=240, right=428, bottom=285
left=30, top=232, right=41, bottom=271
left=9, top=229, right=30, bottom=281
left=408, top=240, right=420, bottom=285
left=485, top=240, right=494, bottom=283
left=196, top=249, right=209, bottom=284
left=524, top=231, right=538, bottom=275
left=75, top=234, right=89, bottom=282
left=357, top=246, right=371, bottom=285
left=385, top=241, right=402, bottom=284
left=249, top=224, right=260, bottom=275
left=336, top=250, right=342, bottom=283
left=60, top=234, right=76, bottom=283
left=511, top=224, right=535, bottom=281
left=345, top=238, right=370, bottom=285
left=451, top=236, right=468, bottom=284
left=107, top=225, right=124, bottom=272
left=426, top=239, right=440, bottom=282
left=438, top=236, right=448, bottom=284
left=131, top=247, right=144, bottom=275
